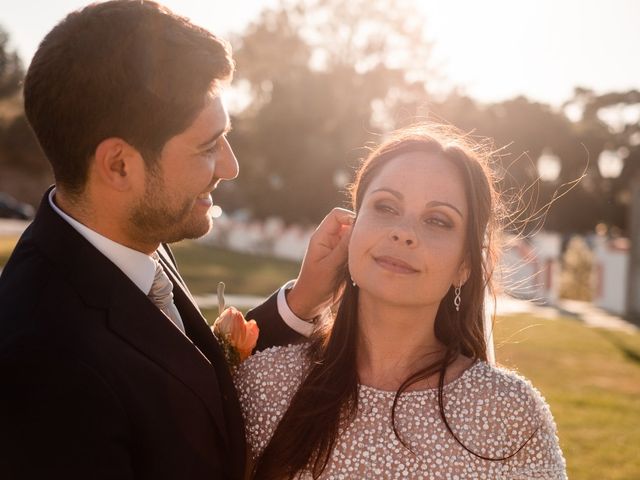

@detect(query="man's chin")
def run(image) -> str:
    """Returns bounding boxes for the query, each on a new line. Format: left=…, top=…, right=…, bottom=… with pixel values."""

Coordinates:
left=179, top=215, right=213, bottom=241
left=150, top=217, right=210, bottom=245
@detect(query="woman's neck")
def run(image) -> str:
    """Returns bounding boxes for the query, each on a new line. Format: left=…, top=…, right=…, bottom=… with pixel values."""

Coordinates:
left=356, top=292, right=446, bottom=391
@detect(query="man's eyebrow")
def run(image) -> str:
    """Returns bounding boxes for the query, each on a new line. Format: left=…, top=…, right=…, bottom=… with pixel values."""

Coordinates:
left=198, top=122, right=232, bottom=149
left=371, top=188, right=464, bottom=218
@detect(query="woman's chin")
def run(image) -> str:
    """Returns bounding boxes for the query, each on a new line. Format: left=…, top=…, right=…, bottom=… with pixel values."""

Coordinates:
left=359, top=287, right=431, bottom=308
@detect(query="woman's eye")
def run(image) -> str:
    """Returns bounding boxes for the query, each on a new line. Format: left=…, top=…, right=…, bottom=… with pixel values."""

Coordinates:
left=374, top=203, right=397, bottom=215
left=425, top=216, right=452, bottom=228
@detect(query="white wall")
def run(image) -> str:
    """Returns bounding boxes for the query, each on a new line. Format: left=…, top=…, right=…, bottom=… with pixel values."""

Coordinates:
left=593, top=237, right=629, bottom=315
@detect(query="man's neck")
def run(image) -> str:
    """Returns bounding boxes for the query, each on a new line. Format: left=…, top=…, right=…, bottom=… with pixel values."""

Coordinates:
left=53, top=188, right=159, bottom=254
left=53, top=188, right=88, bottom=224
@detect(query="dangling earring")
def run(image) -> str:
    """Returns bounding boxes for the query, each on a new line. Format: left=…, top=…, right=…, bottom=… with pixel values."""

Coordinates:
left=454, top=285, right=462, bottom=312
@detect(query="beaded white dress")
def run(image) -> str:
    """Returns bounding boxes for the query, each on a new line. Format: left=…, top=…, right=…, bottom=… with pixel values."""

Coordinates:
left=233, top=344, right=567, bottom=479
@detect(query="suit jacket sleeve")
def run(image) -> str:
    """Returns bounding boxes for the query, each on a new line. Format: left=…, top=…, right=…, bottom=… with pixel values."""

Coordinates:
left=0, top=347, right=134, bottom=480
left=245, top=290, right=306, bottom=352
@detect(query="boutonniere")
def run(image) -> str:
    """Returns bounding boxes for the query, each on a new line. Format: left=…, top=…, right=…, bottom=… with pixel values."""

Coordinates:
left=212, top=282, right=259, bottom=367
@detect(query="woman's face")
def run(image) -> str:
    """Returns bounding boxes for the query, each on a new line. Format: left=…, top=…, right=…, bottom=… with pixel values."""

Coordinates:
left=348, top=151, right=469, bottom=309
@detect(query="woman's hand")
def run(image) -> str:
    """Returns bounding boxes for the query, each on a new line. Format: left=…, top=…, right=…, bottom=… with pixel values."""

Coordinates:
left=286, top=207, right=355, bottom=320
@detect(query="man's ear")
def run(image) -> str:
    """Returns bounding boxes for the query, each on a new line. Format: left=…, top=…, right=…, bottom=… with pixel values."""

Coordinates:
left=92, top=138, right=145, bottom=191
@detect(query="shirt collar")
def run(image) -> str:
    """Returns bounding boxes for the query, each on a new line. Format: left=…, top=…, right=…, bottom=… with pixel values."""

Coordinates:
left=48, top=188, right=157, bottom=295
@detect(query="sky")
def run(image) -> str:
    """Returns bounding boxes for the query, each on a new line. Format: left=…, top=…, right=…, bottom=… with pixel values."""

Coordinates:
left=0, top=0, right=638, bottom=107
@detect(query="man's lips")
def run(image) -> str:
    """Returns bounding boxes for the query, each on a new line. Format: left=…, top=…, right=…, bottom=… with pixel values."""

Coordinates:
left=373, top=255, right=419, bottom=274
left=196, top=189, right=214, bottom=207
left=196, top=181, right=219, bottom=202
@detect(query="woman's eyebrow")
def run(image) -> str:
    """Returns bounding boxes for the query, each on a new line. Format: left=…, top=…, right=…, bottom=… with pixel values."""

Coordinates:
left=371, top=187, right=403, bottom=199
left=371, top=188, right=464, bottom=218
left=426, top=200, right=463, bottom=218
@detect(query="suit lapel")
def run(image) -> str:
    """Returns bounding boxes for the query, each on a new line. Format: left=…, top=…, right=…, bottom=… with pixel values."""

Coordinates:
left=30, top=192, right=232, bottom=448
left=107, top=286, right=231, bottom=447
left=157, top=246, right=247, bottom=471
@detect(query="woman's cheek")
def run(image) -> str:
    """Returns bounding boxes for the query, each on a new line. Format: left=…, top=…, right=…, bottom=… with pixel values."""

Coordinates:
left=347, top=219, right=373, bottom=275
left=348, top=223, right=365, bottom=260
left=356, top=210, right=393, bottom=230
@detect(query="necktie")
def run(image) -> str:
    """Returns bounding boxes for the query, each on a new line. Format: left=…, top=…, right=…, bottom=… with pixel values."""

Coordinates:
left=149, top=253, right=186, bottom=334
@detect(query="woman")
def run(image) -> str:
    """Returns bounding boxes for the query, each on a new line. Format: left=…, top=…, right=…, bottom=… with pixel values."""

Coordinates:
left=233, top=125, right=567, bottom=479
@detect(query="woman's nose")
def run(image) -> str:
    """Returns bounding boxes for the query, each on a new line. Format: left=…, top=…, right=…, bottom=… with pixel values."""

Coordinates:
left=390, top=233, right=413, bottom=246
left=389, top=222, right=418, bottom=247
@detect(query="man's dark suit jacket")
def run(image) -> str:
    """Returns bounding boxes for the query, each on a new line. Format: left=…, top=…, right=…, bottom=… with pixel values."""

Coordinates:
left=0, top=190, right=304, bottom=479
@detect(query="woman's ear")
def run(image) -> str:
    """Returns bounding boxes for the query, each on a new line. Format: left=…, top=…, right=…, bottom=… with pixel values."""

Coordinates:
left=92, top=137, right=145, bottom=191
left=456, top=258, right=471, bottom=287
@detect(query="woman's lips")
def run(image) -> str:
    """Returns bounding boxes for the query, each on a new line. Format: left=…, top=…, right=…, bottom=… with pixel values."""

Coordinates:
left=374, top=255, right=419, bottom=274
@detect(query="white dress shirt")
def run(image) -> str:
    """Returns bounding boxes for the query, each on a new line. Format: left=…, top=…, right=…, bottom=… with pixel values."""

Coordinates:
left=48, top=188, right=156, bottom=294
left=276, top=279, right=315, bottom=337
left=49, top=188, right=313, bottom=337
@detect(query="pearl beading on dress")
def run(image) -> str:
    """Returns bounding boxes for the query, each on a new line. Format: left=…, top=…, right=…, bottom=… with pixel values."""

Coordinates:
left=233, top=344, right=567, bottom=479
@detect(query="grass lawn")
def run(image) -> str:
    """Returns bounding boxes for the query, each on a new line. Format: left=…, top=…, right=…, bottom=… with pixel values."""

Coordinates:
left=494, top=314, right=640, bottom=480
left=170, top=240, right=300, bottom=323
left=170, top=240, right=301, bottom=296
left=1, top=238, right=639, bottom=478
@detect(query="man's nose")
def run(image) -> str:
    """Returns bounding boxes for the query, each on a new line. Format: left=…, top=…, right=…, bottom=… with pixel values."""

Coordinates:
left=215, top=137, right=239, bottom=180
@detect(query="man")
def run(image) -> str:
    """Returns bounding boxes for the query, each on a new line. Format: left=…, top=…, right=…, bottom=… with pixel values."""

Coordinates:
left=0, top=2, right=351, bottom=479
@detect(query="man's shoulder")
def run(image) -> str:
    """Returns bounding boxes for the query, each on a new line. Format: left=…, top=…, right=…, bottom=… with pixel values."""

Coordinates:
left=0, top=235, right=105, bottom=357
left=1, top=223, right=44, bottom=278
left=0, top=234, right=54, bottom=324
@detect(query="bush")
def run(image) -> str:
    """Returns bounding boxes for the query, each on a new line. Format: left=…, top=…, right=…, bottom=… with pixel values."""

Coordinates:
left=559, top=236, right=594, bottom=300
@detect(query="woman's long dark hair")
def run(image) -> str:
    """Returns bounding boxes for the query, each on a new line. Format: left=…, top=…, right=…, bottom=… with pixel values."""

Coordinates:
left=252, top=125, right=529, bottom=479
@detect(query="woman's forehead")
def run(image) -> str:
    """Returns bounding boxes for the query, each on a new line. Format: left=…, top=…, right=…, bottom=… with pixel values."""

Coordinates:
left=366, top=152, right=467, bottom=205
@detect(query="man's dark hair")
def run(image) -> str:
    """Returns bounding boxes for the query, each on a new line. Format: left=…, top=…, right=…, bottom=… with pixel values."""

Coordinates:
left=23, top=0, right=234, bottom=197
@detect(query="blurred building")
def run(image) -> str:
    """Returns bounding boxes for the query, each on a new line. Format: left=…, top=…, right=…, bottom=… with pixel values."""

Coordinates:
left=593, top=236, right=629, bottom=315
left=499, top=232, right=561, bottom=305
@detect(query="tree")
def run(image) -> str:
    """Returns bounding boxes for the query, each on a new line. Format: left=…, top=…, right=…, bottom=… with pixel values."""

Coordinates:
left=0, top=26, right=52, bottom=206
left=222, top=0, right=435, bottom=223
left=218, top=2, right=630, bottom=234
left=564, top=88, right=640, bottom=233
left=559, top=236, right=594, bottom=300
left=0, top=26, right=23, bottom=99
